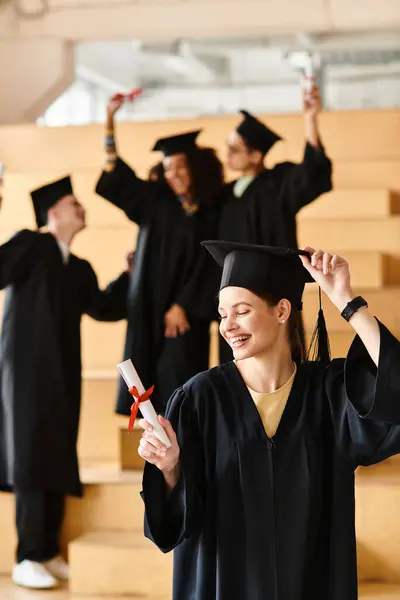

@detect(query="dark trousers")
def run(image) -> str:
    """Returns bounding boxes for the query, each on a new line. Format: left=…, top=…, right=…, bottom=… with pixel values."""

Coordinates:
left=15, top=489, right=65, bottom=564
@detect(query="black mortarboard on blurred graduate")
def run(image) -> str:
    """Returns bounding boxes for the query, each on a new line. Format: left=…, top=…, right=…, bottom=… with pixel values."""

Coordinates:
left=31, top=175, right=73, bottom=229
left=236, top=110, right=282, bottom=155
left=202, top=240, right=330, bottom=365
left=152, top=129, right=202, bottom=156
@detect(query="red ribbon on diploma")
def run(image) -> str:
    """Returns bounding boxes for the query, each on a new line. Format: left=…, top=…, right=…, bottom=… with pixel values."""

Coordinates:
left=111, top=88, right=143, bottom=103
left=127, top=385, right=155, bottom=433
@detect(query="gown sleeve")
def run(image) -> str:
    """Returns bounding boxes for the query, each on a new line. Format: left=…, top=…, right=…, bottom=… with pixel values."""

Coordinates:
left=326, top=319, right=400, bottom=467
left=273, top=142, right=333, bottom=216
left=141, top=386, right=206, bottom=553
left=0, top=229, right=40, bottom=289
left=95, top=156, right=155, bottom=225
left=83, top=261, right=129, bottom=321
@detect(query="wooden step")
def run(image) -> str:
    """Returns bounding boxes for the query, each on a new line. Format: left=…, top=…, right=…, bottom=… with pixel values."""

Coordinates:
left=333, top=160, right=400, bottom=190
left=69, top=531, right=172, bottom=597
left=356, top=465, right=400, bottom=583
left=62, top=462, right=144, bottom=547
left=299, top=189, right=400, bottom=220
left=0, top=494, right=16, bottom=576
left=81, top=317, right=126, bottom=371
left=72, top=226, right=136, bottom=286
left=119, top=425, right=145, bottom=471
left=0, top=578, right=398, bottom=600
left=0, top=576, right=170, bottom=599
left=0, top=577, right=68, bottom=599
left=303, top=287, right=400, bottom=333
left=298, top=217, right=400, bottom=252
left=78, top=377, right=126, bottom=461
left=359, top=584, right=400, bottom=599
left=285, top=109, right=400, bottom=162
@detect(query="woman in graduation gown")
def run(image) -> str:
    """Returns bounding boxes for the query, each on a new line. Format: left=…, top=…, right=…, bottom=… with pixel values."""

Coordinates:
left=0, top=176, right=129, bottom=589
left=138, top=241, right=400, bottom=600
left=221, top=87, right=332, bottom=246
left=95, top=95, right=224, bottom=415
left=218, top=85, right=332, bottom=362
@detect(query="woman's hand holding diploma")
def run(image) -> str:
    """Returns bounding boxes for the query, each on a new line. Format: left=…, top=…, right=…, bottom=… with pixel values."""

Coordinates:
left=138, top=416, right=181, bottom=492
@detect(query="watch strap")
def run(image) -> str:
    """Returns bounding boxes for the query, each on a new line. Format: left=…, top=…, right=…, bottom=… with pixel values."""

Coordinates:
left=341, top=296, right=368, bottom=322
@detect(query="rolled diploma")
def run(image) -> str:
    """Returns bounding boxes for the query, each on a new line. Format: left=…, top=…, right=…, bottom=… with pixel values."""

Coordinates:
left=117, top=359, right=171, bottom=448
left=302, top=60, right=315, bottom=94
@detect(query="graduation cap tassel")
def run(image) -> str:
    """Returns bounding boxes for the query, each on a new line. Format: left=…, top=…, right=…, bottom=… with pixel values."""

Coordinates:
left=305, top=287, right=331, bottom=365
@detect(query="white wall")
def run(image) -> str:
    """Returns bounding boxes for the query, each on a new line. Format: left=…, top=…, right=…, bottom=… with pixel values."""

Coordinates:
left=38, top=71, right=400, bottom=127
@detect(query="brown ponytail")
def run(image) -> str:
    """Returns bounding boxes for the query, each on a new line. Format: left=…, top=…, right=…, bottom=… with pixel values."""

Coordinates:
left=252, top=291, right=305, bottom=364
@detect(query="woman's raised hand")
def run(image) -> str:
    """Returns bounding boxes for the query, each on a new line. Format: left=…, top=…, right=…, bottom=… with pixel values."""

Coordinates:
left=300, top=247, right=353, bottom=311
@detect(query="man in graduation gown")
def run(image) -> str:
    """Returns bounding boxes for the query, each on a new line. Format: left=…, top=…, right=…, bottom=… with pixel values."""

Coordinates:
left=218, top=85, right=332, bottom=361
left=95, top=94, right=223, bottom=417
left=0, top=176, right=129, bottom=589
left=139, top=241, right=400, bottom=600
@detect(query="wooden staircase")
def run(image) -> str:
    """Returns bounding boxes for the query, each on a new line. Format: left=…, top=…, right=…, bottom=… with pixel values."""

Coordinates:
left=0, top=108, right=400, bottom=598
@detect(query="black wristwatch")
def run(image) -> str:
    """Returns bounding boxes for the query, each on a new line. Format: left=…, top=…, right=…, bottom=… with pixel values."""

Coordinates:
left=341, top=296, right=368, bottom=322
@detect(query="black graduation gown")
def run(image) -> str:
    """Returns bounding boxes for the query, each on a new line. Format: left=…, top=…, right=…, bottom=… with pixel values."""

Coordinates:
left=95, top=158, right=218, bottom=416
left=218, top=142, right=333, bottom=361
left=0, top=230, right=128, bottom=497
left=142, top=320, right=400, bottom=600
left=219, top=142, right=332, bottom=246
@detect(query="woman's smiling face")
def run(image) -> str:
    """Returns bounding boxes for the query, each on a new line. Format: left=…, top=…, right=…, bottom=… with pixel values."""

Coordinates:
left=218, top=286, right=290, bottom=360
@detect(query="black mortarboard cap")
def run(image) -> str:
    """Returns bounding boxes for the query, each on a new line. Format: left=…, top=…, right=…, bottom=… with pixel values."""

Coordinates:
left=152, top=129, right=202, bottom=156
left=202, top=240, right=330, bottom=364
left=31, top=175, right=73, bottom=229
left=236, top=110, right=282, bottom=155
left=202, top=240, right=312, bottom=310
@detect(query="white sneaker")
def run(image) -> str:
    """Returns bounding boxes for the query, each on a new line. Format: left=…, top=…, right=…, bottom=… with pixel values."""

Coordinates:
left=44, top=555, right=70, bottom=581
left=12, top=560, right=57, bottom=589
